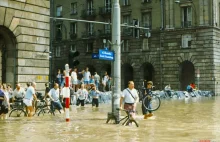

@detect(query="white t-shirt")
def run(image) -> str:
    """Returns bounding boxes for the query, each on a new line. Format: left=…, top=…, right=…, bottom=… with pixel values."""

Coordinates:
left=84, top=71, right=91, bottom=81
left=13, top=88, right=26, bottom=98
left=71, top=71, right=77, bottom=82
left=121, top=88, right=138, bottom=104
left=48, top=88, right=60, bottom=102
left=76, top=89, right=88, bottom=100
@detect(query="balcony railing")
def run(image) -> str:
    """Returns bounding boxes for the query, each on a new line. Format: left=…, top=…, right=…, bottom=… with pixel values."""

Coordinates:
left=81, top=31, right=96, bottom=39
left=181, top=21, right=192, bottom=28
left=99, top=7, right=111, bottom=15
left=98, top=30, right=111, bottom=37
left=141, top=22, right=152, bottom=29
left=81, top=9, right=96, bottom=18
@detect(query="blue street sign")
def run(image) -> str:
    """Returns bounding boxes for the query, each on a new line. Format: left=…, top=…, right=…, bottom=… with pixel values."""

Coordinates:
left=99, top=49, right=114, bottom=61
left=92, top=53, right=99, bottom=59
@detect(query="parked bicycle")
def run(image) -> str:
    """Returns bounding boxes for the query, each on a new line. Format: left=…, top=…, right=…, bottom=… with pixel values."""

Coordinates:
left=9, top=98, right=27, bottom=117
left=116, top=108, right=139, bottom=127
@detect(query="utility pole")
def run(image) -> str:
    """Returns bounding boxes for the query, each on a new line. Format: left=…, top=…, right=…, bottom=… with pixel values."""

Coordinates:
left=106, top=0, right=121, bottom=124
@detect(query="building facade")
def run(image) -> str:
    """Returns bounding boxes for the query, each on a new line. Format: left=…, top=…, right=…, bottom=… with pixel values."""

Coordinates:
left=0, top=0, right=50, bottom=90
left=51, top=0, right=220, bottom=93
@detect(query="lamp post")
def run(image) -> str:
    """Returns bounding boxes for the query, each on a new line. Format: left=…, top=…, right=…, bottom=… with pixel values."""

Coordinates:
left=175, top=0, right=197, bottom=26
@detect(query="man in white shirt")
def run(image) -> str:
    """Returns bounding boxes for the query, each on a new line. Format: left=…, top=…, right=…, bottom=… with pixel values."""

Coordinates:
left=94, top=72, right=100, bottom=90
left=13, top=83, right=25, bottom=100
left=71, top=67, right=78, bottom=92
left=120, top=81, right=139, bottom=110
left=48, top=83, right=63, bottom=113
left=76, top=84, right=88, bottom=106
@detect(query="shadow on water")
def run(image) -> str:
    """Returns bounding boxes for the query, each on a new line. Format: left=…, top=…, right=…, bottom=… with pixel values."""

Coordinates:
left=0, top=96, right=220, bottom=142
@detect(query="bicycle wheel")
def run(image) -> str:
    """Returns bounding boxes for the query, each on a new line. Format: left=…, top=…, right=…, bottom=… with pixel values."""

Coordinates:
left=9, top=108, right=27, bottom=117
left=143, top=95, right=161, bottom=111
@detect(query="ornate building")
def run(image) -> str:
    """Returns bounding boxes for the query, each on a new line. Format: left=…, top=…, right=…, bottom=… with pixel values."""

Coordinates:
left=51, top=0, right=220, bottom=93
left=0, top=0, right=50, bottom=90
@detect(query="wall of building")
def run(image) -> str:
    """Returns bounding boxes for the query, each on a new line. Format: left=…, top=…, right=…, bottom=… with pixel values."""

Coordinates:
left=0, top=0, right=50, bottom=90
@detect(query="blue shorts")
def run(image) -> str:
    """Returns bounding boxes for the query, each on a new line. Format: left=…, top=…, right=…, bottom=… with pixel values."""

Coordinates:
left=84, top=81, right=89, bottom=84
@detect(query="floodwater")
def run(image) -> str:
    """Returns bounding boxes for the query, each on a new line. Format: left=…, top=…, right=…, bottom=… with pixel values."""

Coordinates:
left=1, top=97, right=220, bottom=142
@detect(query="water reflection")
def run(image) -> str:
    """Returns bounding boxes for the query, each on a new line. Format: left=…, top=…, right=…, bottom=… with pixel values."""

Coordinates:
left=0, top=97, right=219, bottom=142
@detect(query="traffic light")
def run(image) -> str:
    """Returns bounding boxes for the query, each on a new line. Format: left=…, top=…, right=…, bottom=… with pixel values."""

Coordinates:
left=68, top=51, right=80, bottom=68
left=133, top=19, right=139, bottom=39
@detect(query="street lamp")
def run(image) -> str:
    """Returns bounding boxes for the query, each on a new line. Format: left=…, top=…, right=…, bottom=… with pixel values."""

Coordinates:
left=175, top=0, right=197, bottom=26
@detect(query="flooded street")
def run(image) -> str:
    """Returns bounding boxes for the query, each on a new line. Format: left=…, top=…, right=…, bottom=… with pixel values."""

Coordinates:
left=1, top=97, right=220, bottom=142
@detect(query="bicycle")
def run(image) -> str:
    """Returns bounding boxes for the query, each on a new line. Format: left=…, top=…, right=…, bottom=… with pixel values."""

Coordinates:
left=116, top=108, right=139, bottom=127
left=9, top=99, right=27, bottom=117
left=37, top=99, right=62, bottom=116
left=142, top=92, right=161, bottom=111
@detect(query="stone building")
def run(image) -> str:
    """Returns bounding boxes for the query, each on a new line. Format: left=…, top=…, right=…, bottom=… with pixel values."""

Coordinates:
left=51, top=0, right=220, bottom=93
left=0, top=0, right=50, bottom=90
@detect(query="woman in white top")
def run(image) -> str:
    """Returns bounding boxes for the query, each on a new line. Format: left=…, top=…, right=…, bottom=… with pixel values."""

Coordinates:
left=71, top=68, right=78, bottom=92
left=76, top=84, right=88, bottom=107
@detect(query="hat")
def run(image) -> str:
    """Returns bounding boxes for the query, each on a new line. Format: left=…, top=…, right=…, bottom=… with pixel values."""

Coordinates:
left=147, top=81, right=153, bottom=85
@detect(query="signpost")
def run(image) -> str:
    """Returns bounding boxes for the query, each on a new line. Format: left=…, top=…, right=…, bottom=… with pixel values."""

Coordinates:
left=92, top=49, right=114, bottom=61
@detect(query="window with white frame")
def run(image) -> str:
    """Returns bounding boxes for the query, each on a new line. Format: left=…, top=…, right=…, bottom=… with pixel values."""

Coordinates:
left=70, top=22, right=77, bottom=34
left=56, top=6, right=62, bottom=17
left=70, top=45, right=76, bottom=51
left=122, top=40, right=129, bottom=52
left=88, top=23, right=94, bottom=35
left=181, top=6, right=192, bottom=28
left=122, top=0, right=129, bottom=6
left=142, top=12, right=151, bottom=29
left=181, top=34, right=192, bottom=48
left=70, top=2, right=77, bottom=14
left=86, top=43, right=93, bottom=52
left=55, top=46, right=61, bottom=57
left=87, top=0, right=93, bottom=15
left=142, top=39, right=149, bottom=50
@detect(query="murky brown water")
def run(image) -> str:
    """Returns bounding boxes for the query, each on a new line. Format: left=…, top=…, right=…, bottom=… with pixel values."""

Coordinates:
left=1, top=97, right=220, bottom=142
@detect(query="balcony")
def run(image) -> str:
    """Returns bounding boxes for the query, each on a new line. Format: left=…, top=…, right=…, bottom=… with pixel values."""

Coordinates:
left=181, top=21, right=192, bottom=28
left=81, top=31, right=96, bottom=39
left=98, top=30, right=111, bottom=38
left=99, top=7, right=111, bottom=17
left=121, top=28, right=132, bottom=37
left=81, top=9, right=96, bottom=19
left=141, top=22, right=152, bottom=29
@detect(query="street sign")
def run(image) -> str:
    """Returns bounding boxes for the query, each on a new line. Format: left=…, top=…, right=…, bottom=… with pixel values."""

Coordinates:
left=99, top=49, right=114, bottom=61
left=92, top=53, right=99, bottom=59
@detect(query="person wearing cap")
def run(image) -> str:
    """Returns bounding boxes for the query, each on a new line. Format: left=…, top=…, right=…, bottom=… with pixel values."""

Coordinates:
left=142, top=81, right=154, bottom=119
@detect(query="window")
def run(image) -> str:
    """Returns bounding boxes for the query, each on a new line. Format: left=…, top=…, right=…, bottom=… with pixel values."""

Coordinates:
left=181, top=34, right=192, bottom=48
left=70, top=45, right=76, bottom=52
left=70, top=2, right=77, bottom=14
left=142, top=39, right=149, bottom=50
left=55, top=46, right=61, bottom=57
left=142, top=12, right=151, bottom=29
left=86, top=43, right=93, bottom=52
left=181, top=7, right=192, bottom=28
left=87, top=0, right=93, bottom=15
left=88, top=23, right=94, bottom=35
left=122, top=40, right=129, bottom=52
left=122, top=0, right=130, bottom=6
left=56, top=24, right=62, bottom=40
left=70, top=22, right=77, bottom=34
left=104, top=19, right=111, bottom=34
left=122, top=15, right=131, bottom=34
left=105, top=0, right=111, bottom=12
left=56, top=6, right=62, bottom=17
